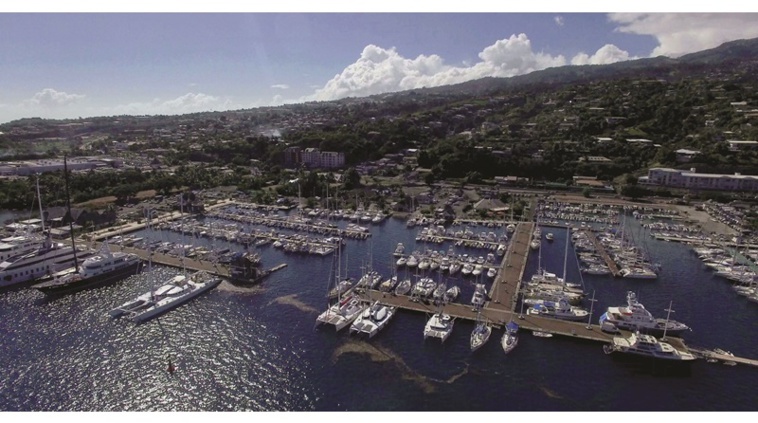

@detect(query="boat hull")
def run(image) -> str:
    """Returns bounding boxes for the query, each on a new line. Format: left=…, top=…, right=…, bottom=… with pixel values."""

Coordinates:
left=131, top=277, right=221, bottom=323
left=34, top=260, right=143, bottom=296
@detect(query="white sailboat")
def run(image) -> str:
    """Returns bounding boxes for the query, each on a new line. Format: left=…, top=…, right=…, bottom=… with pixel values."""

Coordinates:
left=470, top=309, right=491, bottom=352
left=501, top=321, right=519, bottom=354
left=316, top=239, right=367, bottom=331
left=110, top=203, right=221, bottom=322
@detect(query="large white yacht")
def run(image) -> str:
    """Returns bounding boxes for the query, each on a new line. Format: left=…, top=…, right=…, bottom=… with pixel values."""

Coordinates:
left=599, top=291, right=690, bottom=336
left=0, top=233, right=44, bottom=263
left=33, top=242, right=142, bottom=296
left=350, top=301, right=396, bottom=338
left=0, top=234, right=93, bottom=288
left=603, top=332, right=696, bottom=361
left=424, top=312, right=454, bottom=342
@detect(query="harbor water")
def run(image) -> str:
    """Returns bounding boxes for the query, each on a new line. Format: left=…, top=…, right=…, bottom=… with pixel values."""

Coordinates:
left=1, top=211, right=757, bottom=411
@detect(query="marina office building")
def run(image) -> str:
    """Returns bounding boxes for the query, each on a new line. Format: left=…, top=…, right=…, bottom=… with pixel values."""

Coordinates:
left=639, top=167, right=758, bottom=192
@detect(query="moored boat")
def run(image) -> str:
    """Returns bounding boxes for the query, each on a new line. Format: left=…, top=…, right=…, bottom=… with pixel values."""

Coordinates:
left=33, top=242, right=142, bottom=296
left=603, top=331, right=695, bottom=362
left=424, top=312, right=454, bottom=342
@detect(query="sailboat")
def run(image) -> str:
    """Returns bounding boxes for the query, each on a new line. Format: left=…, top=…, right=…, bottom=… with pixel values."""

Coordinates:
left=111, top=202, right=221, bottom=322
left=501, top=320, right=519, bottom=354
left=1, top=173, right=94, bottom=288
left=470, top=308, right=492, bottom=352
left=33, top=240, right=143, bottom=296
left=394, top=267, right=412, bottom=296
left=316, top=238, right=367, bottom=331
left=350, top=300, right=396, bottom=338
left=32, top=157, right=143, bottom=296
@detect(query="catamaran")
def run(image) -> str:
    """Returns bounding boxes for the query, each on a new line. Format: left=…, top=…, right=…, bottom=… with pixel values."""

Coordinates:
left=316, top=240, right=367, bottom=331
left=350, top=300, right=396, bottom=338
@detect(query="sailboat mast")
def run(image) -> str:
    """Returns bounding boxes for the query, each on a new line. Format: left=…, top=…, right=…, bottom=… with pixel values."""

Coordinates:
left=180, top=194, right=186, bottom=276
left=662, top=300, right=674, bottom=340
left=35, top=174, right=45, bottom=232
left=562, top=226, right=569, bottom=281
left=63, top=155, right=80, bottom=272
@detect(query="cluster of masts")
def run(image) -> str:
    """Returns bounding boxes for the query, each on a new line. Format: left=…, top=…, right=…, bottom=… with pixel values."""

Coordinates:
left=695, top=246, right=758, bottom=303
left=207, top=207, right=372, bottom=239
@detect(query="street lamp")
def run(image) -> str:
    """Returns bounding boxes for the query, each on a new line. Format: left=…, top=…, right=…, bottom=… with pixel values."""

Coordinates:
left=586, top=289, right=597, bottom=330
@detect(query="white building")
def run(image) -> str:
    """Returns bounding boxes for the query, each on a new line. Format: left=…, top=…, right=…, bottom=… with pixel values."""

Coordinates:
left=726, top=140, right=758, bottom=152
left=639, top=168, right=758, bottom=192
left=675, top=149, right=700, bottom=163
left=319, top=151, right=345, bottom=169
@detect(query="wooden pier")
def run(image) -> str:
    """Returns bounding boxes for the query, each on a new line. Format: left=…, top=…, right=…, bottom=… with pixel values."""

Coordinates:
left=113, top=245, right=286, bottom=282
left=582, top=230, right=621, bottom=277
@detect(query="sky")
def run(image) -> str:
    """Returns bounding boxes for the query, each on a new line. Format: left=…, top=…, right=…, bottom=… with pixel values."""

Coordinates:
left=1, top=2, right=757, bottom=124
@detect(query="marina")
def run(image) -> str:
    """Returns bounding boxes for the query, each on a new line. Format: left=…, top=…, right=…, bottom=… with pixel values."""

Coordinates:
left=2, top=196, right=758, bottom=411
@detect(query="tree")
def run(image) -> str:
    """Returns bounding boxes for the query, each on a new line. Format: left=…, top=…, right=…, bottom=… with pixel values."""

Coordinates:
left=424, top=172, right=436, bottom=186
left=342, top=167, right=361, bottom=190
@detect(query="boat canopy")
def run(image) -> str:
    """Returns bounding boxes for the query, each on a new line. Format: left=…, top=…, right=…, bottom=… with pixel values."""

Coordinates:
left=506, top=321, right=519, bottom=332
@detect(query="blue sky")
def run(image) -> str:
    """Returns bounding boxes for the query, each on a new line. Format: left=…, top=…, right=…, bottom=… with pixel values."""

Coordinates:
left=1, top=5, right=757, bottom=124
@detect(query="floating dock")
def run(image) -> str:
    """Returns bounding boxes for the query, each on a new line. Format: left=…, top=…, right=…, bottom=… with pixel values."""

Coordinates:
left=582, top=229, right=621, bottom=277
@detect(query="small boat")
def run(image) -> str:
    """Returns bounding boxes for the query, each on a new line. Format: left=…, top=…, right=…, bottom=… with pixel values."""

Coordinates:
left=432, top=281, right=447, bottom=301
left=393, top=243, right=405, bottom=257
left=501, top=321, right=519, bottom=354
left=487, top=267, right=497, bottom=278
left=394, top=278, right=412, bottom=296
left=471, top=283, right=486, bottom=308
left=424, top=312, right=454, bottom=342
left=545, top=233, right=554, bottom=242
left=533, top=331, right=553, bottom=338
left=444, top=285, right=460, bottom=303
left=470, top=315, right=492, bottom=352
left=378, top=276, right=398, bottom=292
left=472, top=264, right=483, bottom=277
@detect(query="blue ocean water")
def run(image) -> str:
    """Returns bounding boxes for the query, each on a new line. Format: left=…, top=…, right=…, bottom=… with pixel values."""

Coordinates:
left=1, top=212, right=757, bottom=411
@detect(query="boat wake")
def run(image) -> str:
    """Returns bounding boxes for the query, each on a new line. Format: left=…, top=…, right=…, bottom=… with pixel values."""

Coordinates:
left=267, top=294, right=318, bottom=314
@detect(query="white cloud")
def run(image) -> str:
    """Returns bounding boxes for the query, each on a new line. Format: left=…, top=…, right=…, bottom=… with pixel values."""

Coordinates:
left=271, top=84, right=290, bottom=90
left=609, top=13, right=758, bottom=58
left=23, top=88, right=85, bottom=108
left=571, top=44, right=635, bottom=65
left=306, top=34, right=567, bottom=102
left=108, top=93, right=234, bottom=116
left=554, top=16, right=564, bottom=27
